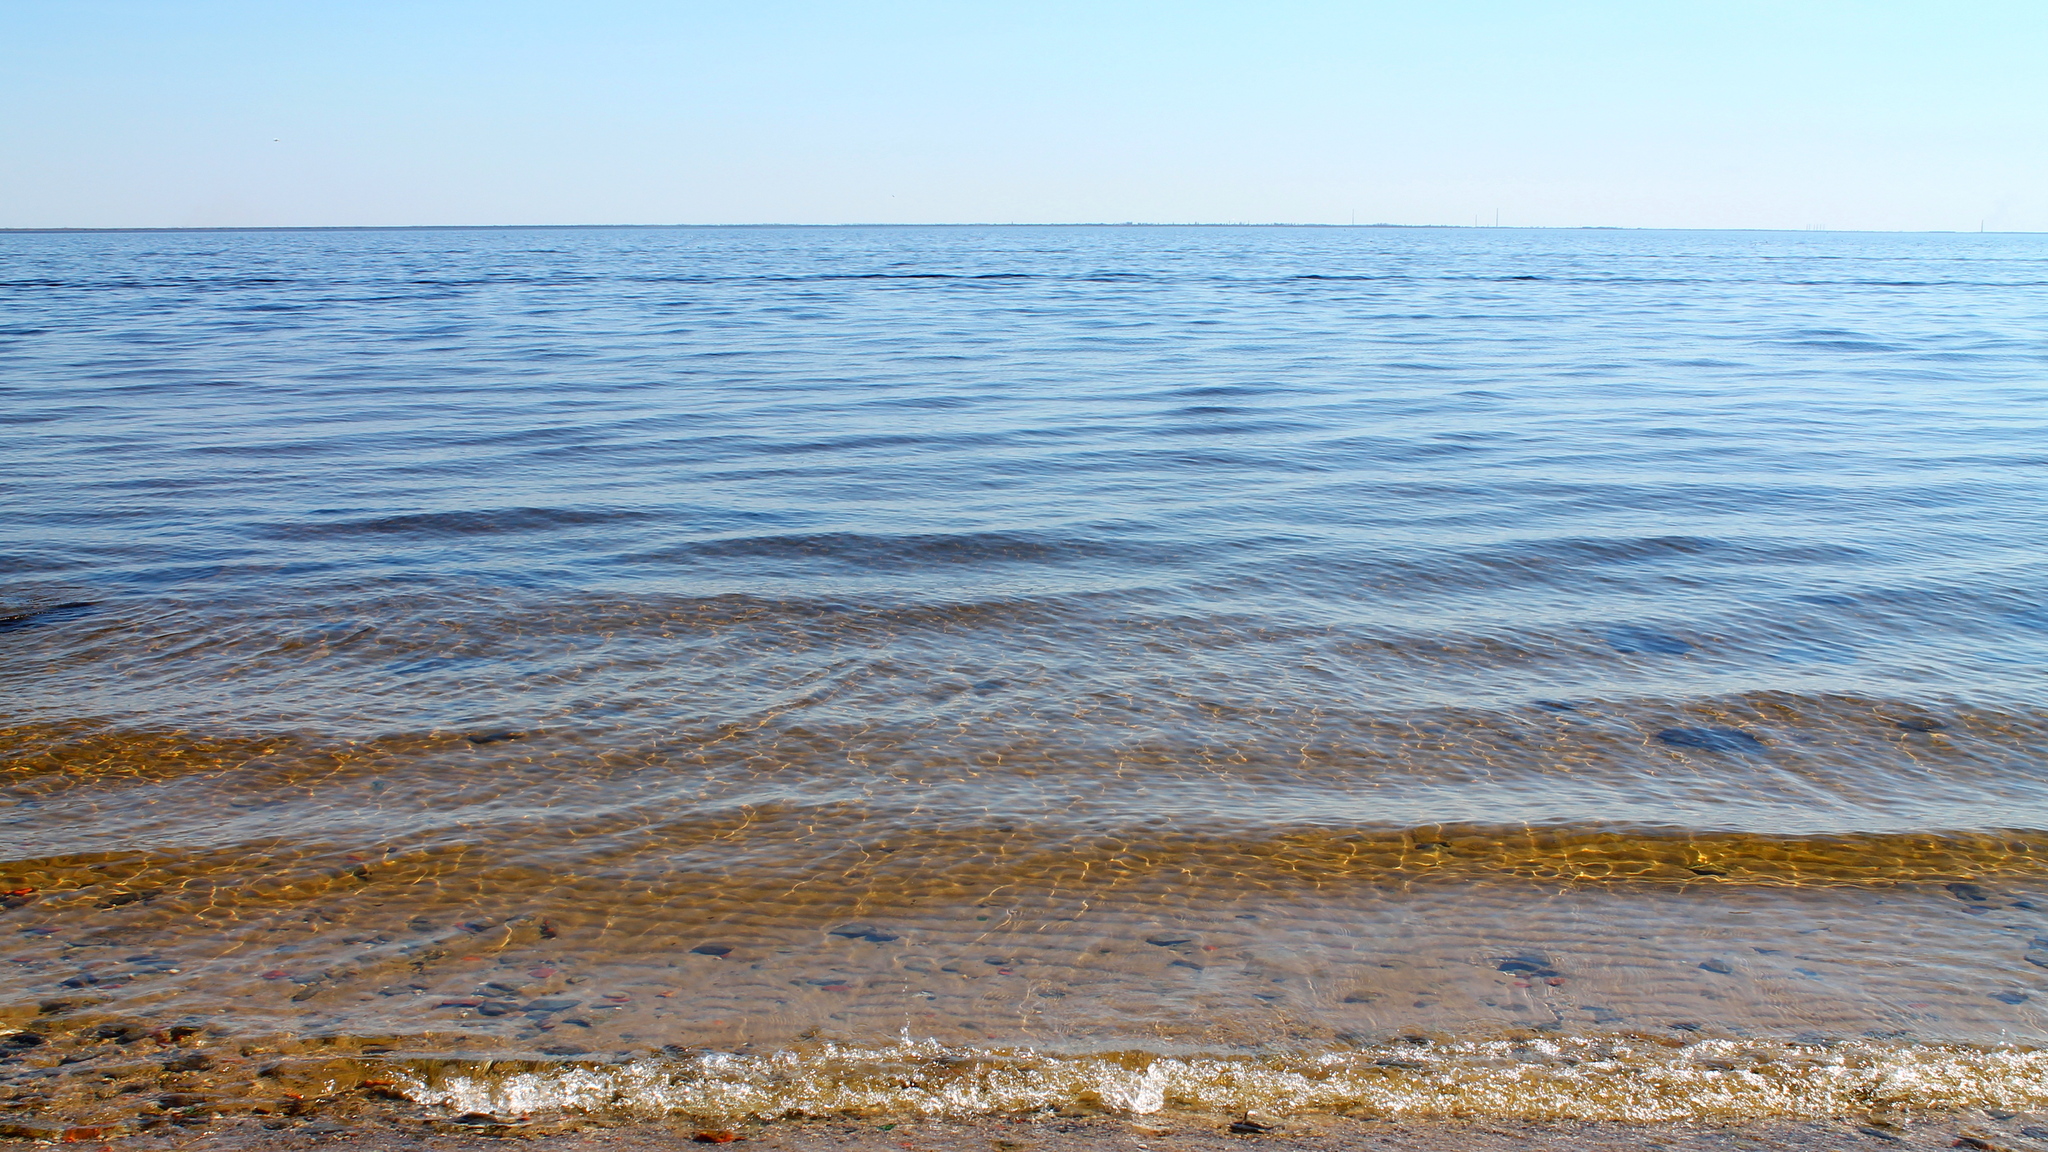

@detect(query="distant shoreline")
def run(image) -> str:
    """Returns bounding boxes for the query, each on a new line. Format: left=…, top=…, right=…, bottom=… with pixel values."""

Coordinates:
left=0, top=222, right=2031, bottom=235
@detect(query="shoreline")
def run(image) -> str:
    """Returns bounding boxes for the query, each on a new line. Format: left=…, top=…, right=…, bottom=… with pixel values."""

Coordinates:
left=10, top=1028, right=2048, bottom=1142
left=2, top=1111, right=2024, bottom=1152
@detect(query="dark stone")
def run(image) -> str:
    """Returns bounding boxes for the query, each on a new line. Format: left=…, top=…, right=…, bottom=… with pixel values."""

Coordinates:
left=539, top=1044, right=588, bottom=1056
left=983, top=957, right=1012, bottom=966
left=163, top=1054, right=212, bottom=1071
left=1, top=1033, right=45, bottom=1049
left=1496, top=957, right=1560, bottom=978
left=1699, top=959, right=1733, bottom=974
left=476, top=1001, right=519, bottom=1017
left=466, top=731, right=524, bottom=745
left=1854, top=1126, right=1902, bottom=1143
left=1990, top=990, right=2029, bottom=1004
left=689, top=944, right=733, bottom=957
left=451, top=1113, right=501, bottom=1126
left=1948, top=883, right=1991, bottom=902
left=828, top=923, right=898, bottom=943
left=1145, top=935, right=1194, bottom=947
left=1607, top=626, right=1691, bottom=655
left=1894, top=717, right=1946, bottom=732
left=1228, top=1120, right=1274, bottom=1134
left=482, top=981, right=523, bottom=995
left=1170, top=959, right=1204, bottom=970
left=1656, top=727, right=1766, bottom=752
left=524, top=999, right=580, bottom=1013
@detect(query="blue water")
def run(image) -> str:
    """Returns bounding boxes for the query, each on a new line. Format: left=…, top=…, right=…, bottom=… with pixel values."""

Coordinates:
left=7, top=227, right=2046, bottom=720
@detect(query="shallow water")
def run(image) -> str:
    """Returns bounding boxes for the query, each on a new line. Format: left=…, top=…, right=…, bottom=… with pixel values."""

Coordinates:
left=5, top=224, right=2048, bottom=1122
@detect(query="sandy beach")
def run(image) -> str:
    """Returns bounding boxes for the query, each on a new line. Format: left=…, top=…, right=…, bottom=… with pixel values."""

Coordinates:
left=3, top=1109, right=2027, bottom=1152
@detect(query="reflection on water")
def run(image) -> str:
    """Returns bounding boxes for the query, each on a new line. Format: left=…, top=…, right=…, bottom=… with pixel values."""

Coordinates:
left=5, top=225, right=2048, bottom=1122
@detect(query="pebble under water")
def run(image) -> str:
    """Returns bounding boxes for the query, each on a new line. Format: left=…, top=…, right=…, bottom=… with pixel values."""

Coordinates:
left=4, top=224, right=2048, bottom=1128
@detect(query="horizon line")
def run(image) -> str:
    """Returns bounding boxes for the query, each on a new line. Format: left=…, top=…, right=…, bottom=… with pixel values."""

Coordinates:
left=0, top=222, right=2035, bottom=236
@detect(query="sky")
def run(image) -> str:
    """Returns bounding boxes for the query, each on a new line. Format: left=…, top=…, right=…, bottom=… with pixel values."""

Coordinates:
left=2, top=0, right=2043, bottom=231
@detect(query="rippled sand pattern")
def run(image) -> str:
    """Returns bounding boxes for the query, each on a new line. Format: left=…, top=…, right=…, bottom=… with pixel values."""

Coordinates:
left=8, top=689, right=2048, bottom=1058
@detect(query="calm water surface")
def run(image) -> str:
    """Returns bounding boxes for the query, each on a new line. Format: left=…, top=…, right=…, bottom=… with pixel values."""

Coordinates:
left=5, top=225, right=2048, bottom=1123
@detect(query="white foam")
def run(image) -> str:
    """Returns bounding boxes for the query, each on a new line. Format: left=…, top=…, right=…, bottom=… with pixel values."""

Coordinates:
left=390, top=1035, right=2048, bottom=1122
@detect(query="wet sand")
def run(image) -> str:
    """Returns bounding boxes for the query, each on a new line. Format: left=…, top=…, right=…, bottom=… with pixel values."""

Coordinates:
left=7, top=1017, right=2047, bottom=1149
left=1, top=1110, right=2030, bottom=1152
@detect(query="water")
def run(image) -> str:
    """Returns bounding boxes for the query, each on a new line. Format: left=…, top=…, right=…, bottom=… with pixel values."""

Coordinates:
left=5, top=224, right=2048, bottom=1125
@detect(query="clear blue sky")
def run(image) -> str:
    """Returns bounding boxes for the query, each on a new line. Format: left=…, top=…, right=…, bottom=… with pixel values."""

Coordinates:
left=3, top=0, right=2042, bottom=231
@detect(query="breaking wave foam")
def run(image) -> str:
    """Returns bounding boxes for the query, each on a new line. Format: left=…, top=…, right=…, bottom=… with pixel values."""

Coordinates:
left=384, top=1036, right=2048, bottom=1123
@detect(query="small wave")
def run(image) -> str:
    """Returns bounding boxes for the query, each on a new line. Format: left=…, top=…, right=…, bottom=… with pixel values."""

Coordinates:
left=617, top=531, right=1171, bottom=571
left=381, top=1035, right=2048, bottom=1122
left=1782, top=339, right=1904, bottom=352
left=252, top=507, right=659, bottom=540
left=0, top=600, right=96, bottom=634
